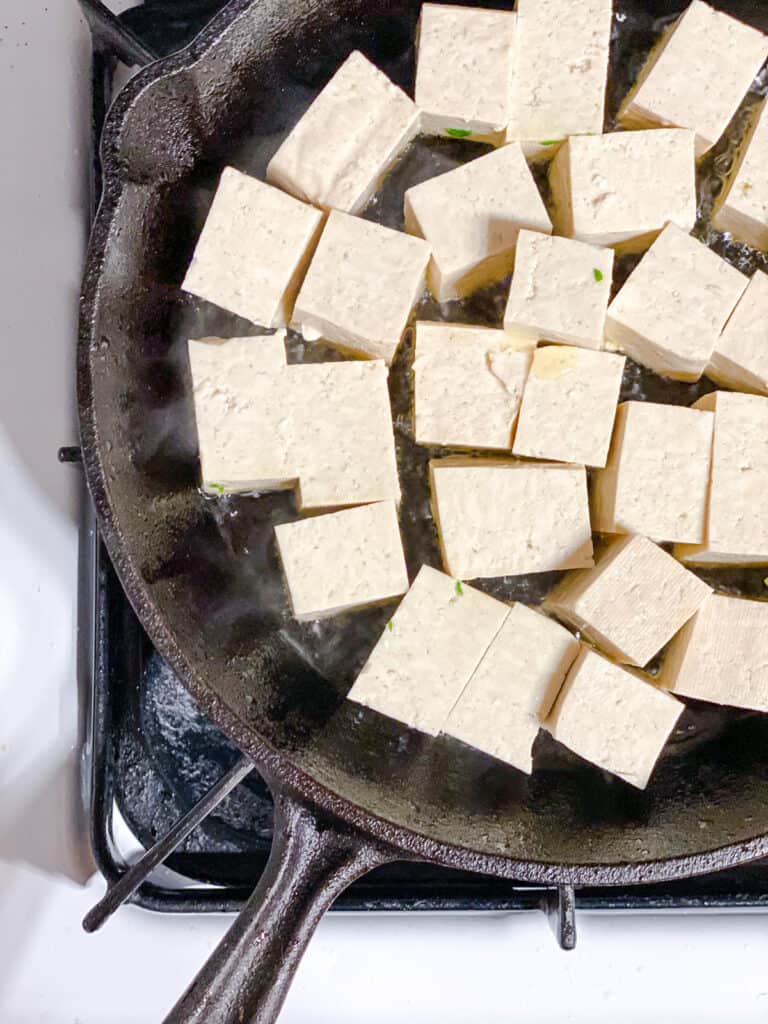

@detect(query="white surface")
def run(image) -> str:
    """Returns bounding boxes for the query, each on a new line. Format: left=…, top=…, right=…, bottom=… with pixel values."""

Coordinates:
left=3, top=4, right=768, bottom=1023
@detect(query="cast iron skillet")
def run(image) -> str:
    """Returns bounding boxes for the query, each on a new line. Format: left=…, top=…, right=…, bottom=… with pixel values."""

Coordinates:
left=79, top=0, right=768, bottom=1020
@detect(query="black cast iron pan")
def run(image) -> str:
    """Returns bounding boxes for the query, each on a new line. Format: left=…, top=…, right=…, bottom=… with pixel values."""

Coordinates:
left=79, top=1, right=768, bottom=1020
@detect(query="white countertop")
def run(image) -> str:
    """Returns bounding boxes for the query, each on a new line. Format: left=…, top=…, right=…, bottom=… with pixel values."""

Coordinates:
left=2, top=3, right=768, bottom=1022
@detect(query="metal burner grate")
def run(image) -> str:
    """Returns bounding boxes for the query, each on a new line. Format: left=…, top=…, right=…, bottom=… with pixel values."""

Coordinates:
left=77, top=0, right=768, bottom=935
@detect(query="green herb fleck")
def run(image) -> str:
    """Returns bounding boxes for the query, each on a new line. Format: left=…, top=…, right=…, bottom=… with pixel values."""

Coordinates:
left=540, top=139, right=560, bottom=146
left=593, top=268, right=604, bottom=282
left=446, top=127, right=472, bottom=138
left=207, top=482, right=225, bottom=495
left=455, top=579, right=464, bottom=596
left=764, top=576, right=768, bottom=589
left=387, top=620, right=394, bottom=632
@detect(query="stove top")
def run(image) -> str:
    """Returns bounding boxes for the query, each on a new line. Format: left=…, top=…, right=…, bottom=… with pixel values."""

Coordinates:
left=80, top=0, right=768, bottom=929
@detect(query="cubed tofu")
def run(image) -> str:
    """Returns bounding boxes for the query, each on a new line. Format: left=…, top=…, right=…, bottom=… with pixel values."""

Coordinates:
left=605, top=223, right=748, bottom=381
left=415, top=4, right=517, bottom=142
left=347, top=565, right=509, bottom=736
left=188, top=332, right=295, bottom=493
left=713, top=97, right=768, bottom=250
left=444, top=603, right=580, bottom=773
left=545, top=647, right=684, bottom=790
left=503, top=230, right=614, bottom=350
left=413, top=322, right=534, bottom=451
left=708, top=271, right=768, bottom=395
left=265, top=51, right=420, bottom=215
left=292, top=211, right=431, bottom=363
left=182, top=168, right=324, bottom=328
left=548, top=129, right=697, bottom=251
left=618, top=1, right=768, bottom=158
left=544, top=534, right=711, bottom=668
left=274, top=501, right=408, bottom=620
left=676, top=391, right=768, bottom=565
left=430, top=457, right=594, bottom=579
left=512, top=346, right=625, bottom=468
left=508, top=0, right=612, bottom=161
left=289, top=360, right=401, bottom=511
left=660, top=593, right=768, bottom=712
left=404, top=144, right=552, bottom=301
left=591, top=400, right=714, bottom=544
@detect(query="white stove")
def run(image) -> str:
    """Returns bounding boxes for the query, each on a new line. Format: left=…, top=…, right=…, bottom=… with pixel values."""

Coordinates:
left=2, top=3, right=768, bottom=1022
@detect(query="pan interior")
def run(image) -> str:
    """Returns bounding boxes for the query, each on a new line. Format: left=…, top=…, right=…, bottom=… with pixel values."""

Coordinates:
left=86, top=0, right=768, bottom=869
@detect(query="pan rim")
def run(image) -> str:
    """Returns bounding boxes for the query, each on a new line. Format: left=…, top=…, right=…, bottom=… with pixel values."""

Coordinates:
left=78, top=0, right=768, bottom=886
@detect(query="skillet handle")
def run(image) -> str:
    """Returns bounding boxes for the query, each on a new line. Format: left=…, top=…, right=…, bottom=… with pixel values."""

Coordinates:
left=162, top=785, right=398, bottom=1024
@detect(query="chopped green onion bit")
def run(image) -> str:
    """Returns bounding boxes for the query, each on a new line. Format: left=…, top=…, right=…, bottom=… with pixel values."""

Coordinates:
left=446, top=127, right=472, bottom=138
left=207, top=482, right=225, bottom=495
left=387, top=620, right=394, bottom=631
left=455, top=580, right=464, bottom=596
left=540, top=139, right=560, bottom=146
left=593, top=268, right=604, bottom=282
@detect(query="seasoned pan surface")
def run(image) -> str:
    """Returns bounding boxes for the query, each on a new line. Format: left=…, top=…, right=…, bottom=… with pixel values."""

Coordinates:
left=80, top=0, right=768, bottom=881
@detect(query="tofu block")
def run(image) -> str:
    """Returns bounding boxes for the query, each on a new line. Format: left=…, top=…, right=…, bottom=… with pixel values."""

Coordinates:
left=292, top=211, right=431, bottom=363
left=512, top=346, right=625, bottom=468
left=413, top=322, right=534, bottom=451
left=618, top=1, right=768, bottom=158
left=591, top=401, right=714, bottom=545
left=676, top=391, right=768, bottom=565
left=188, top=332, right=295, bottom=493
left=430, top=457, right=594, bottom=579
left=415, top=4, right=517, bottom=142
left=289, top=361, right=400, bottom=511
left=404, top=144, right=552, bottom=301
left=347, top=565, right=509, bottom=736
left=508, top=0, right=613, bottom=161
left=605, top=224, right=749, bottom=381
left=660, top=593, right=768, bottom=712
left=188, top=339, right=400, bottom=508
left=545, top=647, right=684, bottom=790
left=713, top=97, right=768, bottom=250
left=548, top=129, right=697, bottom=252
left=274, top=501, right=408, bottom=620
left=503, top=230, right=614, bottom=350
left=182, top=168, right=324, bottom=328
left=265, top=51, right=420, bottom=215
left=708, top=271, right=768, bottom=395
left=444, top=604, right=580, bottom=773
left=544, top=534, right=711, bottom=668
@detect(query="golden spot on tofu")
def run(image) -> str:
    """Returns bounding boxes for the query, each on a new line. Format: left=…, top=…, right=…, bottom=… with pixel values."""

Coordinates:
left=531, top=345, right=579, bottom=379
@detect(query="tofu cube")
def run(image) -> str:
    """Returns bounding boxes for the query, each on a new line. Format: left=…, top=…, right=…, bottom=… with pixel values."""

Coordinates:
left=591, top=401, right=714, bottom=545
left=660, top=593, right=768, bottom=712
left=545, top=647, right=684, bottom=790
left=347, top=565, right=509, bottom=736
left=676, top=391, right=768, bottom=565
left=618, top=1, right=768, bottom=158
left=292, top=211, right=431, bottom=363
left=548, top=129, right=697, bottom=251
left=415, top=4, right=517, bottom=142
left=266, top=51, right=420, bottom=215
left=708, top=270, right=768, bottom=396
left=509, top=0, right=613, bottom=161
left=413, top=322, right=534, bottom=451
left=404, top=144, right=552, bottom=302
left=274, top=501, right=408, bottom=620
left=182, top=168, right=324, bottom=328
left=713, top=97, right=768, bottom=250
left=503, top=230, right=614, bottom=350
left=289, top=361, right=400, bottom=511
left=188, top=332, right=295, bottom=493
left=430, top=457, right=594, bottom=579
left=544, top=534, right=711, bottom=668
left=444, top=603, right=580, bottom=773
left=605, top=224, right=748, bottom=381
left=512, top=346, right=625, bottom=468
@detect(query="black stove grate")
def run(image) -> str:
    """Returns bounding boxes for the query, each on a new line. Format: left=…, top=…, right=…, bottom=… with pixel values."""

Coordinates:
left=81, top=0, right=768, bottom=922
